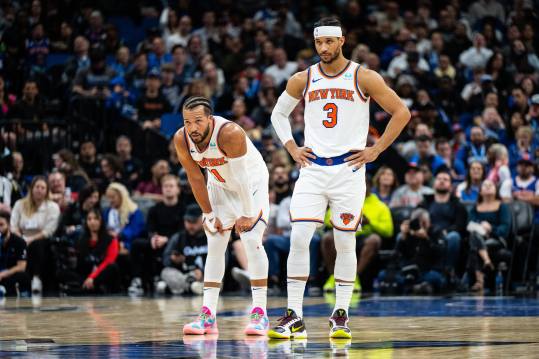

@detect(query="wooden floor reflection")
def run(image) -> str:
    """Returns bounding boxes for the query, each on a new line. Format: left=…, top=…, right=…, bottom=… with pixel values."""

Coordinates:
left=1, top=296, right=538, bottom=358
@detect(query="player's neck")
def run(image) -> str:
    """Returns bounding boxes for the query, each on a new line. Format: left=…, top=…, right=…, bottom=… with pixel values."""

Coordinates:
left=318, top=56, right=349, bottom=75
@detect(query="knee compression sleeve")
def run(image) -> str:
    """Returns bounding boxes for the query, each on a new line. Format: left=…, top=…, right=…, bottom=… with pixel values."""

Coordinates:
left=204, top=230, right=231, bottom=283
left=333, top=229, right=357, bottom=282
left=240, top=223, right=268, bottom=280
left=287, top=222, right=317, bottom=278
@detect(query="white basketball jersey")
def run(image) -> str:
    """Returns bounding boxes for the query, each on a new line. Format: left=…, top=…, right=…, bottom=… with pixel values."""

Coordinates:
left=185, top=116, right=268, bottom=190
left=303, top=61, right=370, bottom=157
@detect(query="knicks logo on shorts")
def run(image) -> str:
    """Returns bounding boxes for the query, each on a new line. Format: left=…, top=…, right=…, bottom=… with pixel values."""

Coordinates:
left=340, top=213, right=355, bottom=226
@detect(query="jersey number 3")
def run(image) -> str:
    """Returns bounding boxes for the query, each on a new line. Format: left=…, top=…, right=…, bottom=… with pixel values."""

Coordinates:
left=323, top=103, right=338, bottom=128
left=209, top=169, right=226, bottom=183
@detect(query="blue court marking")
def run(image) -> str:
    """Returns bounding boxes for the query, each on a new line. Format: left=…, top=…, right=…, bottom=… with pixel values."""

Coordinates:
left=219, top=297, right=539, bottom=317
left=1, top=339, right=535, bottom=358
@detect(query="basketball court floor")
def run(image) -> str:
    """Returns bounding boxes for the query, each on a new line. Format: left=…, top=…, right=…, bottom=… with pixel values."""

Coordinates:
left=1, top=295, right=538, bottom=358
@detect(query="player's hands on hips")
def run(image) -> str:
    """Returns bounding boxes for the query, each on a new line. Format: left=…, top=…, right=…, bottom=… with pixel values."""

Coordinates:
left=290, top=146, right=317, bottom=167
left=235, top=216, right=256, bottom=233
left=345, top=146, right=381, bottom=170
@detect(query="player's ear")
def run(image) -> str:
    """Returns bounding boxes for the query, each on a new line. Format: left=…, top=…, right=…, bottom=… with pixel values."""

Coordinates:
left=340, top=36, right=345, bottom=46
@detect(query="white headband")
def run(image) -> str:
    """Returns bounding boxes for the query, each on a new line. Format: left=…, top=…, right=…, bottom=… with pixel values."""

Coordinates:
left=313, top=26, right=342, bottom=38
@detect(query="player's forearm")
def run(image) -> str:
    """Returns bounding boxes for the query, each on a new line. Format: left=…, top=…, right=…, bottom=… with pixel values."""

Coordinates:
left=271, top=91, right=299, bottom=146
left=188, top=175, right=212, bottom=213
left=372, top=106, right=410, bottom=154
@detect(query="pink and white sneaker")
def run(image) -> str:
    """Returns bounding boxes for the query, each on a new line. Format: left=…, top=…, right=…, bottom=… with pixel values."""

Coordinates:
left=244, top=307, right=269, bottom=336
left=183, top=306, right=219, bottom=335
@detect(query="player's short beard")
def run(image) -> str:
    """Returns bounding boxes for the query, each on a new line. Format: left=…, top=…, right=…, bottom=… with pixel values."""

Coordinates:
left=190, top=123, right=211, bottom=144
left=320, top=48, right=341, bottom=64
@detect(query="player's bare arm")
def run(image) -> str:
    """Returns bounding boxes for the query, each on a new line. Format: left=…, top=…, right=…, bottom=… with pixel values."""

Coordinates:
left=344, top=68, right=411, bottom=169
left=173, top=128, right=223, bottom=233
left=271, top=70, right=317, bottom=167
left=218, top=123, right=259, bottom=233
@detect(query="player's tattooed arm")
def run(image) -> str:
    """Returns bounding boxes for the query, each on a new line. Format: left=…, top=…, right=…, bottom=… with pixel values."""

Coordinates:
left=345, top=68, right=411, bottom=169
left=277, top=71, right=317, bottom=167
left=173, top=128, right=223, bottom=232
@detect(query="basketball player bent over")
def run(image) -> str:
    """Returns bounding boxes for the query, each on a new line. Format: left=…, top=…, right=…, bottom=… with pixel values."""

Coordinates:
left=268, top=18, right=410, bottom=339
left=175, top=96, right=270, bottom=336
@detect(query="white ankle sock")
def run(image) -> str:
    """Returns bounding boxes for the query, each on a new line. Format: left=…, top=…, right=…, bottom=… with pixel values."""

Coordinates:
left=202, top=287, right=220, bottom=315
left=287, top=279, right=306, bottom=317
left=334, top=282, right=353, bottom=314
left=251, top=286, right=267, bottom=313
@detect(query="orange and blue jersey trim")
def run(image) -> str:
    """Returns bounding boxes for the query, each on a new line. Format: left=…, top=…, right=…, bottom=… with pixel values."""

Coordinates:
left=330, top=210, right=363, bottom=232
left=215, top=121, right=234, bottom=157
left=303, top=66, right=311, bottom=98
left=245, top=210, right=267, bottom=232
left=289, top=211, right=324, bottom=224
left=354, top=64, right=368, bottom=102
left=317, top=60, right=351, bottom=79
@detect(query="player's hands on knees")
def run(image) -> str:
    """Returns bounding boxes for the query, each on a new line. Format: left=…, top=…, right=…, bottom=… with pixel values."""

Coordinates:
left=291, top=146, right=317, bottom=167
left=203, top=213, right=224, bottom=234
left=345, top=146, right=381, bottom=170
left=235, top=216, right=256, bottom=234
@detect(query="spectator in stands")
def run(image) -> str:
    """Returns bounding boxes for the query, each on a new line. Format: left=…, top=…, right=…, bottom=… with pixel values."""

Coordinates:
left=25, top=23, right=49, bottom=69
left=57, top=208, right=120, bottom=294
left=7, top=152, right=28, bottom=198
left=457, top=126, right=488, bottom=169
left=456, top=160, right=486, bottom=204
left=57, top=184, right=100, bottom=239
left=103, top=182, right=145, bottom=254
left=390, top=163, right=434, bottom=208
left=410, top=135, right=447, bottom=176
left=129, top=174, right=185, bottom=295
left=63, top=36, right=90, bottom=81
left=459, top=33, right=493, bottom=70
left=10, top=176, right=60, bottom=294
left=322, top=178, right=393, bottom=291
left=0, top=210, right=30, bottom=296
left=85, top=10, right=106, bottom=46
left=160, top=204, right=206, bottom=295
left=0, top=174, right=13, bottom=211
left=136, top=68, right=172, bottom=130
left=48, top=171, right=72, bottom=212
left=134, top=159, right=170, bottom=202
left=105, top=76, right=137, bottom=121
left=53, top=149, right=90, bottom=193
left=170, top=44, right=194, bottom=89
left=9, top=79, right=44, bottom=120
left=509, top=126, right=536, bottom=172
left=372, top=166, right=399, bottom=205
left=263, top=47, right=297, bottom=88
left=110, top=46, right=132, bottom=78
left=270, top=165, right=292, bottom=205
left=115, top=136, right=143, bottom=189
left=467, top=179, right=511, bottom=291
left=160, top=63, right=182, bottom=113
left=50, top=21, right=74, bottom=53
left=380, top=208, right=446, bottom=294
left=98, top=154, right=125, bottom=193
left=486, top=143, right=512, bottom=198
left=165, top=15, right=192, bottom=51
left=0, top=75, right=16, bottom=120
left=420, top=171, right=467, bottom=277
left=126, top=52, right=149, bottom=97
left=78, top=140, right=100, bottom=181
left=72, top=47, right=115, bottom=99
left=148, top=37, right=172, bottom=70
left=436, top=137, right=465, bottom=182
left=510, top=158, right=539, bottom=223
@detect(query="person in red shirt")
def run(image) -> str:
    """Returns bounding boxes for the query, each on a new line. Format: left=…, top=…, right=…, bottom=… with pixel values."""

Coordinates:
left=57, top=208, right=120, bottom=294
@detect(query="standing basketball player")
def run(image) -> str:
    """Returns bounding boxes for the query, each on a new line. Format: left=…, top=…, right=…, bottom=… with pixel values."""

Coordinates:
left=175, top=96, right=270, bottom=336
left=268, top=18, right=411, bottom=339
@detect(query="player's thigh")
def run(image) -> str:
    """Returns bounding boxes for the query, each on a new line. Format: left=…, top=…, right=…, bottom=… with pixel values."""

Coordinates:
left=208, top=182, right=238, bottom=230
left=328, top=166, right=366, bottom=231
left=289, top=166, right=328, bottom=224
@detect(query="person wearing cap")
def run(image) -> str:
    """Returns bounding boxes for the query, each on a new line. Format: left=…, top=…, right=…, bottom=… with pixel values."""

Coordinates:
left=160, top=203, right=207, bottom=295
left=389, top=162, right=434, bottom=208
left=135, top=67, right=172, bottom=130
left=510, top=157, right=539, bottom=223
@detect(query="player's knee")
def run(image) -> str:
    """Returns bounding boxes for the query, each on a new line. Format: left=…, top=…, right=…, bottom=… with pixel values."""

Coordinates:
left=333, top=230, right=356, bottom=253
left=290, top=222, right=317, bottom=252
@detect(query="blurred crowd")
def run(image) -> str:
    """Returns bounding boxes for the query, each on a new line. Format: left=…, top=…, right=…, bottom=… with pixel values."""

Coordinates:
left=0, top=0, right=538, bottom=297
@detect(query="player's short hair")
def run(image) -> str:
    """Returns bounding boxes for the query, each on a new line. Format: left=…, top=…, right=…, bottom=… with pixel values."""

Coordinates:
left=182, top=96, right=213, bottom=116
left=313, top=17, right=342, bottom=29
